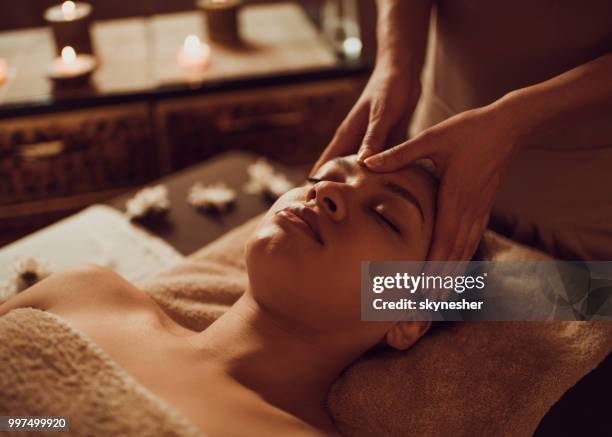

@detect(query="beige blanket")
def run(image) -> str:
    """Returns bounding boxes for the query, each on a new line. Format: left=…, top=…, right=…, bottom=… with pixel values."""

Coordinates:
left=1, top=216, right=611, bottom=436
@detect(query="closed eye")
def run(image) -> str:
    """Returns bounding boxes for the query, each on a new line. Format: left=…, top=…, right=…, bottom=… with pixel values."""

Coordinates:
left=310, top=177, right=401, bottom=235
left=307, top=177, right=322, bottom=185
left=371, top=207, right=401, bottom=235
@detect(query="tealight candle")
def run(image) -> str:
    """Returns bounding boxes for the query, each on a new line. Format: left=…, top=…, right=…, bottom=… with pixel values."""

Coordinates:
left=0, top=58, right=8, bottom=85
left=62, top=1, right=77, bottom=20
left=48, top=46, right=96, bottom=83
left=44, top=1, right=94, bottom=55
left=196, top=0, right=243, bottom=45
left=177, top=35, right=211, bottom=69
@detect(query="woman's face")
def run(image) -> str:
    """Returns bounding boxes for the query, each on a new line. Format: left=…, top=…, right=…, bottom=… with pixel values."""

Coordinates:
left=245, top=155, right=437, bottom=337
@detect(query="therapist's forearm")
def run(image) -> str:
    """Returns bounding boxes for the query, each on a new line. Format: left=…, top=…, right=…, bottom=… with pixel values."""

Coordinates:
left=375, top=0, right=432, bottom=77
left=494, top=52, right=612, bottom=149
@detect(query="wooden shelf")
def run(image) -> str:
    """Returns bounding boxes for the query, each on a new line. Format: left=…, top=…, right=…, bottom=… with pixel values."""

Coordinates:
left=0, top=3, right=344, bottom=115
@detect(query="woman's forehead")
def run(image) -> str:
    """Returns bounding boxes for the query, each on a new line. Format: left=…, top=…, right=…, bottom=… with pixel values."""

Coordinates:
left=323, top=155, right=437, bottom=189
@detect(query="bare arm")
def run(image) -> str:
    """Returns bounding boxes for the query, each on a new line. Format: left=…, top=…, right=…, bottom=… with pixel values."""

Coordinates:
left=312, top=0, right=433, bottom=172
left=498, top=52, right=612, bottom=150
left=376, top=0, right=432, bottom=75
left=363, top=51, right=612, bottom=262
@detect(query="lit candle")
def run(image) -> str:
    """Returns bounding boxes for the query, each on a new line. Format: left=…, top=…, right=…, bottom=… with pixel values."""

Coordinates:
left=45, top=1, right=91, bottom=23
left=49, top=46, right=96, bottom=82
left=196, top=0, right=243, bottom=45
left=0, top=58, right=8, bottom=85
left=44, top=1, right=94, bottom=55
left=62, top=1, right=77, bottom=20
left=177, top=35, right=211, bottom=69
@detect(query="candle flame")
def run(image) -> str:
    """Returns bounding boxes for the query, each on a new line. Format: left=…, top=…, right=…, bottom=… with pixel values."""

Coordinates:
left=61, top=46, right=77, bottom=65
left=178, top=34, right=210, bottom=69
left=62, top=1, right=76, bottom=20
left=184, top=35, right=203, bottom=56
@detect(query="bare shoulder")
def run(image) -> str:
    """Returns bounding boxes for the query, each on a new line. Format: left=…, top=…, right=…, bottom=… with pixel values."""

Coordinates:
left=0, top=264, right=143, bottom=317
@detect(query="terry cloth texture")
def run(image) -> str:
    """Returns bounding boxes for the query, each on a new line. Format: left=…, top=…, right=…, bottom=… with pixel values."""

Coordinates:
left=141, top=217, right=612, bottom=436
left=0, top=308, right=202, bottom=437
left=2, top=216, right=611, bottom=436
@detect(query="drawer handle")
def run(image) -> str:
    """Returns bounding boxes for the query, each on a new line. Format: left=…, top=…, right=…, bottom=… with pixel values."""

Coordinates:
left=216, top=111, right=305, bottom=133
left=17, top=141, right=65, bottom=160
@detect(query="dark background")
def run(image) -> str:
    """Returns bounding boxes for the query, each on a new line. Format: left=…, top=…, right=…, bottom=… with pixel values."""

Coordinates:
left=0, top=0, right=321, bottom=31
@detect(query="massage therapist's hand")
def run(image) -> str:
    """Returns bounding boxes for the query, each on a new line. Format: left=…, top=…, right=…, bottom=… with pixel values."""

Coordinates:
left=364, top=105, right=521, bottom=261
left=312, top=60, right=421, bottom=173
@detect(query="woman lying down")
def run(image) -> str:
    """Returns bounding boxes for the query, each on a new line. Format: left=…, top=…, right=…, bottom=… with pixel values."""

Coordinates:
left=0, top=154, right=438, bottom=436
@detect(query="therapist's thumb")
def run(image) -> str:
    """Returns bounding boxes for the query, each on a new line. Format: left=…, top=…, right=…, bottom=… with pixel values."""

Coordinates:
left=363, top=139, right=429, bottom=172
left=357, top=101, right=396, bottom=162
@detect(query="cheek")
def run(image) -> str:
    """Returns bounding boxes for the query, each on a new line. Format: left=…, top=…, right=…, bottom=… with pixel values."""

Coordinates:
left=339, top=226, right=430, bottom=264
left=402, top=226, right=432, bottom=260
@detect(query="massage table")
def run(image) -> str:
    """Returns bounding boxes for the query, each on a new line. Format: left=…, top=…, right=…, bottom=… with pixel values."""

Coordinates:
left=1, top=151, right=610, bottom=436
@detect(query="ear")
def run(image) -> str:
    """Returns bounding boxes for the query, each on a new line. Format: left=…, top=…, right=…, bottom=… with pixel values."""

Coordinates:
left=385, top=321, right=432, bottom=350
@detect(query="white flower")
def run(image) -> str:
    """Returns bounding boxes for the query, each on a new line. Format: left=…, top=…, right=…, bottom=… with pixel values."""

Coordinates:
left=244, top=159, right=295, bottom=200
left=187, top=182, right=236, bottom=213
left=12, top=256, right=53, bottom=292
left=125, top=184, right=170, bottom=220
left=264, top=175, right=294, bottom=199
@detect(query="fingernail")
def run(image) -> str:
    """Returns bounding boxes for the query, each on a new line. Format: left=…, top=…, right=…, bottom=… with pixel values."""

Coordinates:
left=357, top=147, right=370, bottom=163
left=364, top=154, right=383, bottom=168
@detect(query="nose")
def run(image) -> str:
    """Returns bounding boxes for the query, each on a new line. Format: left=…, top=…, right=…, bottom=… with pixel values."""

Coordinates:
left=306, top=182, right=347, bottom=222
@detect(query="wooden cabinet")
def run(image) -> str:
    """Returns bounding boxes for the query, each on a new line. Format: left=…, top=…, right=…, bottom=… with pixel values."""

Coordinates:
left=0, top=103, right=157, bottom=243
left=0, top=77, right=363, bottom=245
left=0, top=104, right=156, bottom=206
left=156, top=78, right=360, bottom=172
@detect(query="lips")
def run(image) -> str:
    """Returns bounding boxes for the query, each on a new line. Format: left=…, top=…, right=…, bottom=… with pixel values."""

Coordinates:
left=277, top=206, right=324, bottom=245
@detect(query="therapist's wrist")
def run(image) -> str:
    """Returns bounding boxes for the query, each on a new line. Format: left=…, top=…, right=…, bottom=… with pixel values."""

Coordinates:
left=488, top=90, right=538, bottom=152
left=376, top=46, right=419, bottom=74
left=375, top=48, right=424, bottom=99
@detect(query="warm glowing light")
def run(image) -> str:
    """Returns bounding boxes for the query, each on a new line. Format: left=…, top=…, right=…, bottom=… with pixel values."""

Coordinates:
left=178, top=34, right=211, bottom=69
left=184, top=35, right=204, bottom=57
left=61, top=46, right=77, bottom=65
left=343, top=37, right=363, bottom=59
left=61, top=1, right=77, bottom=20
left=50, top=45, right=95, bottom=79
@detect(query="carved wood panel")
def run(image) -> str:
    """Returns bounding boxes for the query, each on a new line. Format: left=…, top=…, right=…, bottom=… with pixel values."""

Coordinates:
left=155, top=78, right=360, bottom=171
left=0, top=104, right=158, bottom=206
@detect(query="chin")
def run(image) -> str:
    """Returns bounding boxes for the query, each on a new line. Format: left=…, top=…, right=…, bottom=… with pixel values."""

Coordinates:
left=246, top=224, right=301, bottom=280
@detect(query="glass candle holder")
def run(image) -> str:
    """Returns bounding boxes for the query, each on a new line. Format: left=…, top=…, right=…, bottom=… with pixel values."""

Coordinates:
left=196, top=0, right=243, bottom=45
left=44, top=1, right=94, bottom=55
left=48, top=46, right=96, bottom=85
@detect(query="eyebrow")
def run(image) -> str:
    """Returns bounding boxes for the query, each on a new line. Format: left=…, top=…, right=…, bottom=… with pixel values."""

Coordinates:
left=381, top=180, right=424, bottom=223
left=332, top=157, right=355, bottom=175
left=327, top=157, right=425, bottom=222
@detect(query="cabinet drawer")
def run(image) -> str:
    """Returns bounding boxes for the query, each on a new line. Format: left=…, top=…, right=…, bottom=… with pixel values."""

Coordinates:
left=155, top=78, right=361, bottom=171
left=0, top=104, right=158, bottom=205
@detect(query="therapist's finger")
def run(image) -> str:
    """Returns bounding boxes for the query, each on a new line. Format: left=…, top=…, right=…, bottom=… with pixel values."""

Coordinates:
left=363, top=133, right=437, bottom=172
left=427, top=214, right=458, bottom=262
left=427, top=184, right=461, bottom=262
left=429, top=214, right=471, bottom=303
left=357, top=98, right=401, bottom=162
left=311, top=103, right=369, bottom=175
left=460, top=214, right=489, bottom=261
left=445, top=215, right=473, bottom=263
left=387, top=109, right=413, bottom=147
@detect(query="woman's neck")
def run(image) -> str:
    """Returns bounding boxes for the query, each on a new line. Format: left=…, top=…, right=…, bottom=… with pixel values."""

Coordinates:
left=188, top=293, right=359, bottom=431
